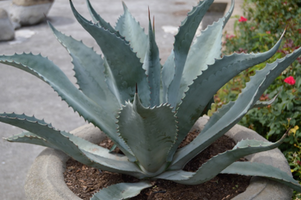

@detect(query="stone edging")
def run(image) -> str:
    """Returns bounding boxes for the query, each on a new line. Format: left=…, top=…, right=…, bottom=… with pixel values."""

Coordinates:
left=24, top=124, right=104, bottom=200
left=193, top=117, right=292, bottom=200
left=12, top=0, right=54, bottom=7
left=24, top=117, right=293, bottom=200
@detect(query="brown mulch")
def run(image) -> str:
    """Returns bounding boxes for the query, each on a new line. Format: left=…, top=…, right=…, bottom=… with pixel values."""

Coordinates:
left=64, top=130, right=251, bottom=200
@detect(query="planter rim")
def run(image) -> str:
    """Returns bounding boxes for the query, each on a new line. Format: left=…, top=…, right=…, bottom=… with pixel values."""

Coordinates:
left=12, top=0, right=55, bottom=7
left=24, top=117, right=293, bottom=200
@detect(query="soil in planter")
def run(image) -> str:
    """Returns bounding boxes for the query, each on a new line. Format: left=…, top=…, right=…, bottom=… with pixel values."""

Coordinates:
left=64, top=130, right=251, bottom=200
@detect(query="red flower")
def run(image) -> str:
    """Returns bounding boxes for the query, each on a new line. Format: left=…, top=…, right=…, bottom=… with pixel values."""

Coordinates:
left=238, top=16, right=247, bottom=22
left=284, top=76, right=296, bottom=85
left=226, top=34, right=235, bottom=39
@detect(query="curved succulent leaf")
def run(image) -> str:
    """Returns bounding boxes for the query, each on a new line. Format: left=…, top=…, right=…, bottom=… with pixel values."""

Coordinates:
left=115, top=7, right=126, bottom=32
left=171, top=31, right=286, bottom=158
left=2, top=0, right=301, bottom=193
left=221, top=162, right=301, bottom=192
left=86, top=0, right=118, bottom=35
left=70, top=1, right=150, bottom=106
left=102, top=57, right=123, bottom=106
left=1, top=113, right=87, bottom=159
left=167, top=0, right=214, bottom=108
left=158, top=135, right=285, bottom=184
left=233, top=137, right=275, bottom=148
left=143, top=14, right=161, bottom=107
left=80, top=149, right=145, bottom=178
left=162, top=0, right=235, bottom=106
left=0, top=53, right=110, bottom=123
left=115, top=2, right=148, bottom=63
left=0, top=53, right=134, bottom=158
left=179, top=30, right=285, bottom=119
left=90, top=181, right=152, bottom=200
left=1, top=112, right=143, bottom=175
left=118, top=93, right=177, bottom=174
left=222, top=0, right=235, bottom=28
left=57, top=130, right=142, bottom=176
left=49, top=22, right=120, bottom=112
left=6, top=131, right=59, bottom=149
left=161, top=51, right=175, bottom=103
left=201, top=101, right=235, bottom=134
left=171, top=46, right=301, bottom=169
left=179, top=30, right=284, bottom=117
left=252, top=92, right=279, bottom=108
left=179, top=0, right=235, bottom=104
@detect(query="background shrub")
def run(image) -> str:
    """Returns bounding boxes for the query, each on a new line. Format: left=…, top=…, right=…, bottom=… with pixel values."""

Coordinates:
left=212, top=0, right=301, bottom=197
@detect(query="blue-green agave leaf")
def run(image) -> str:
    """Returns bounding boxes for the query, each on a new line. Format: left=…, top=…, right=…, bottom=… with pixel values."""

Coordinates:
left=55, top=130, right=142, bottom=176
left=179, top=30, right=285, bottom=122
left=70, top=1, right=150, bottom=106
left=233, top=137, right=274, bottom=148
left=203, top=102, right=235, bottom=134
left=0, top=53, right=134, bottom=159
left=253, top=92, right=279, bottom=108
left=86, top=0, right=118, bottom=35
left=115, top=7, right=126, bottom=33
left=102, top=57, right=123, bottom=105
left=167, top=0, right=214, bottom=108
left=221, top=162, right=301, bottom=192
left=90, top=181, right=152, bottom=200
left=115, top=2, right=148, bottom=63
left=142, top=14, right=161, bottom=107
left=1, top=113, right=88, bottom=160
left=118, top=93, right=177, bottom=174
left=171, top=46, right=301, bottom=169
left=49, top=22, right=120, bottom=111
left=161, top=51, right=175, bottom=103
left=178, top=0, right=235, bottom=104
left=161, top=0, right=234, bottom=103
left=1, top=112, right=142, bottom=175
left=222, top=0, right=235, bottom=28
left=172, top=31, right=286, bottom=158
left=79, top=149, right=145, bottom=178
left=6, top=131, right=58, bottom=149
left=158, top=134, right=285, bottom=184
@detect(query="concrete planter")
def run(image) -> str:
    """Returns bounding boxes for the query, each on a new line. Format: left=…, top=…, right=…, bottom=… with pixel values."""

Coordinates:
left=10, top=0, right=54, bottom=29
left=24, top=117, right=293, bottom=200
left=0, top=8, right=15, bottom=41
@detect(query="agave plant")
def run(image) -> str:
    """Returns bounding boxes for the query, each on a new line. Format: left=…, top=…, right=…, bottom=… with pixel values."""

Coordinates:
left=1, top=0, right=301, bottom=198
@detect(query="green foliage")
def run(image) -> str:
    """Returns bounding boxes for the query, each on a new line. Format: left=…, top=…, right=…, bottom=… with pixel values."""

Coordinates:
left=225, top=0, right=301, bottom=53
left=218, top=0, right=301, bottom=148
left=285, top=137, right=301, bottom=199
left=216, top=0, right=301, bottom=198
left=1, top=0, right=301, bottom=198
left=90, top=182, right=152, bottom=200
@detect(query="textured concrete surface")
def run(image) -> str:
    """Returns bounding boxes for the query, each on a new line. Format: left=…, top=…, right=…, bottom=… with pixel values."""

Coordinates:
left=0, top=0, right=243, bottom=199
left=24, top=124, right=105, bottom=200
left=0, top=8, right=14, bottom=41
left=225, top=123, right=293, bottom=200
left=10, top=2, right=54, bottom=28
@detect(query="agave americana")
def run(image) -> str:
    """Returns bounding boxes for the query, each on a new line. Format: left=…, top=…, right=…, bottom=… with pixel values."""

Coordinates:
left=1, top=0, right=301, bottom=198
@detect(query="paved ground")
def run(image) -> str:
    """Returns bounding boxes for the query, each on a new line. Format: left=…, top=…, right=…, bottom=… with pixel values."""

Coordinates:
left=0, top=0, right=242, bottom=199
